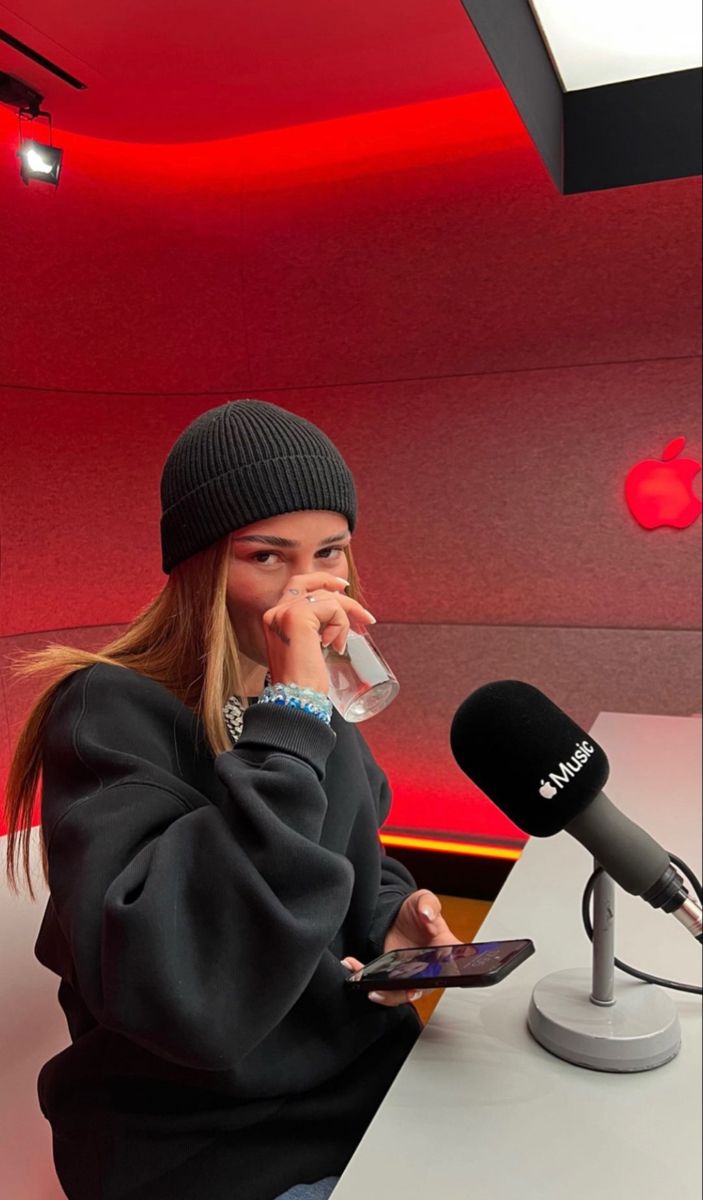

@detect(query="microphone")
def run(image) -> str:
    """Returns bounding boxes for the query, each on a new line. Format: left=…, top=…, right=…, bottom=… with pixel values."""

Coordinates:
left=449, top=680, right=702, bottom=942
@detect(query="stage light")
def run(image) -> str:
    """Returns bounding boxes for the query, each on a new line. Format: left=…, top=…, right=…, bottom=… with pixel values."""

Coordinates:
left=0, top=70, right=64, bottom=187
left=18, top=138, right=63, bottom=185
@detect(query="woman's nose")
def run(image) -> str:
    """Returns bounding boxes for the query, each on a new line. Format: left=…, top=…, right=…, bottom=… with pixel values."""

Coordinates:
left=288, top=561, right=320, bottom=579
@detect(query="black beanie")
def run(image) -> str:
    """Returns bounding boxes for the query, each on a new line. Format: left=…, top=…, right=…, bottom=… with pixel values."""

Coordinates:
left=159, top=399, right=358, bottom=573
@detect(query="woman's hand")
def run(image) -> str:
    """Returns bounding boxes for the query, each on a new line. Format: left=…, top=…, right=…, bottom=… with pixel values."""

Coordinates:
left=383, top=889, right=462, bottom=954
left=341, top=890, right=463, bottom=1008
left=340, top=955, right=426, bottom=1008
left=261, top=570, right=376, bottom=694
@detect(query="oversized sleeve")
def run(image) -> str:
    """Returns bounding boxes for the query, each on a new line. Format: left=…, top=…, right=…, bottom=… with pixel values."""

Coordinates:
left=39, top=664, right=355, bottom=1072
left=354, top=728, right=419, bottom=960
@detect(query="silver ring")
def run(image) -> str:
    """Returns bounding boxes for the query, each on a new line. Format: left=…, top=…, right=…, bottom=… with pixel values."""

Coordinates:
left=306, top=594, right=318, bottom=603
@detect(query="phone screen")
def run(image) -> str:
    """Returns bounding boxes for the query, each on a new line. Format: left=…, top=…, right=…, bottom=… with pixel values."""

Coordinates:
left=346, top=939, right=534, bottom=990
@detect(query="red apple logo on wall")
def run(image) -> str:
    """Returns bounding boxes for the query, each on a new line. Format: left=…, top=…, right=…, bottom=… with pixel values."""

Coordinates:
left=625, top=437, right=702, bottom=530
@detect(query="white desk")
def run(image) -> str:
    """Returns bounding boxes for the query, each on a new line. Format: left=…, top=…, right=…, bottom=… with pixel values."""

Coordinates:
left=334, top=714, right=703, bottom=1200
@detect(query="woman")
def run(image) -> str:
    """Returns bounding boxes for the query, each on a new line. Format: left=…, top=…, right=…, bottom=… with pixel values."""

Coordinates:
left=4, top=399, right=460, bottom=1200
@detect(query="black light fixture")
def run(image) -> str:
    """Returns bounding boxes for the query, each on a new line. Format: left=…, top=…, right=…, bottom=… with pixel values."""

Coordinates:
left=458, top=0, right=702, bottom=193
left=0, top=69, right=64, bottom=187
left=17, top=137, right=63, bottom=185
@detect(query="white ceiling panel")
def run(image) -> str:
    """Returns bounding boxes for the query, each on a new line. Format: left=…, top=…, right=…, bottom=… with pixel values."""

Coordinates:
left=529, top=0, right=702, bottom=90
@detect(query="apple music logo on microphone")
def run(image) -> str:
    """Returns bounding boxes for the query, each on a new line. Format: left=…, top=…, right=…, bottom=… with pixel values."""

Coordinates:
left=539, top=740, right=596, bottom=798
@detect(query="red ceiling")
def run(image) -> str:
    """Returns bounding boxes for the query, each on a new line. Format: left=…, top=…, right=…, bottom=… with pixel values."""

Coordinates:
left=0, top=1, right=500, bottom=142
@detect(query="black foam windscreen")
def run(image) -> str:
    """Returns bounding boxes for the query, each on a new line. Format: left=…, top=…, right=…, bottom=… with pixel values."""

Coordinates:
left=449, top=680, right=610, bottom=837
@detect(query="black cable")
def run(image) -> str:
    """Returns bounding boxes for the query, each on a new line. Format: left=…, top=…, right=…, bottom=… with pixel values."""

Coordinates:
left=668, top=852, right=702, bottom=904
left=581, top=855, right=702, bottom=996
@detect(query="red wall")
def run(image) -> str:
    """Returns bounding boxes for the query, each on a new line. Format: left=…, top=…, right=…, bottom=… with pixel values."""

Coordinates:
left=1, top=86, right=700, bottom=847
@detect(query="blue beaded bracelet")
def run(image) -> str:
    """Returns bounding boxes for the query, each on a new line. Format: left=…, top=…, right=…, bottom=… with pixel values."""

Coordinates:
left=258, top=682, right=333, bottom=725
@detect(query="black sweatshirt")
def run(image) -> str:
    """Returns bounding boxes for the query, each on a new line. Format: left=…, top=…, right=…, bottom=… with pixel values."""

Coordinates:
left=34, top=662, right=422, bottom=1200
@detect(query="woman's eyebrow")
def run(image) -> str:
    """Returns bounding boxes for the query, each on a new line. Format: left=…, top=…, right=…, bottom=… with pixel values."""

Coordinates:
left=232, top=532, right=350, bottom=548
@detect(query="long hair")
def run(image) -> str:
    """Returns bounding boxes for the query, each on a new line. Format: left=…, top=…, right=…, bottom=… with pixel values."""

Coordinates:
left=3, top=534, right=368, bottom=901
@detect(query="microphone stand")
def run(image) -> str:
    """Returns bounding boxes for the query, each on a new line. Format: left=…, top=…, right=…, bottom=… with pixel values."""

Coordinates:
left=527, top=858, right=681, bottom=1072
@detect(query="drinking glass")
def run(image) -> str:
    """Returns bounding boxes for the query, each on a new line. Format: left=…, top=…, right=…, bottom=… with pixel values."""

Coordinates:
left=322, top=629, right=399, bottom=722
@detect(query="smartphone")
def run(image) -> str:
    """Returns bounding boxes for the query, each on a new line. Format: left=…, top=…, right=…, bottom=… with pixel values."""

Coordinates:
left=344, top=939, right=535, bottom=992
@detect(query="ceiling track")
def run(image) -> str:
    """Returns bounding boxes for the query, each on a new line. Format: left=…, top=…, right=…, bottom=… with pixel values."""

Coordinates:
left=0, top=27, right=87, bottom=89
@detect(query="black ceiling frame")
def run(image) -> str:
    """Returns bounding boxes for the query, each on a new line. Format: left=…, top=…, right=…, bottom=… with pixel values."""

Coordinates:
left=457, top=0, right=702, bottom=193
left=0, top=27, right=87, bottom=89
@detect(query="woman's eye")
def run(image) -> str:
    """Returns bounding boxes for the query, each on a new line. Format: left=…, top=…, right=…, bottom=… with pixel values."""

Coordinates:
left=250, top=552, right=280, bottom=564
left=250, top=547, right=344, bottom=565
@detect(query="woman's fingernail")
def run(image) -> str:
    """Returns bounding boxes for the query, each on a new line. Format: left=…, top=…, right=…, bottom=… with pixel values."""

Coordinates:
left=420, top=907, right=436, bottom=921
left=335, top=577, right=350, bottom=586
left=368, top=992, right=386, bottom=1003
left=364, top=610, right=377, bottom=623
left=410, top=991, right=423, bottom=1002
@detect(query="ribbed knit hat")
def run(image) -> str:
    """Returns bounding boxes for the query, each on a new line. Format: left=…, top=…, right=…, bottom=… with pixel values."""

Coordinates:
left=159, top=399, right=358, bottom=573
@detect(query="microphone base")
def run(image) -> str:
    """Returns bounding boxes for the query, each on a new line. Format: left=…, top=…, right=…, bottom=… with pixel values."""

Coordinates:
left=527, top=969, right=681, bottom=1072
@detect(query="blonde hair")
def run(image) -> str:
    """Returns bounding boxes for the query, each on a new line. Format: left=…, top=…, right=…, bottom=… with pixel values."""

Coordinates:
left=3, top=534, right=368, bottom=900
